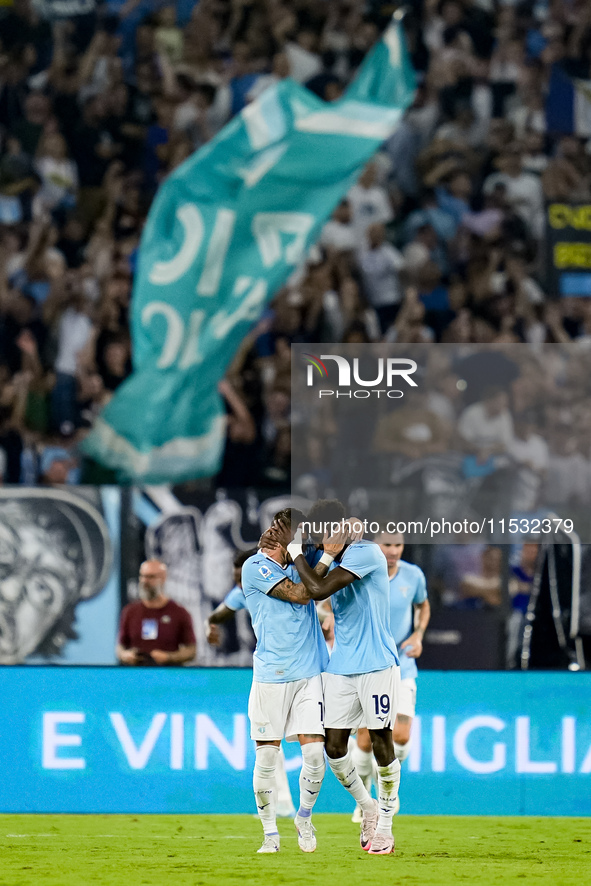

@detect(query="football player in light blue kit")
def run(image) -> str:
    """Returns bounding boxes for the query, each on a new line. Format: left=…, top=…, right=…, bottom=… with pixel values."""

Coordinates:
left=205, top=548, right=296, bottom=818
left=205, top=548, right=256, bottom=649
left=271, top=500, right=402, bottom=856
left=352, top=530, right=430, bottom=820
left=242, top=508, right=340, bottom=855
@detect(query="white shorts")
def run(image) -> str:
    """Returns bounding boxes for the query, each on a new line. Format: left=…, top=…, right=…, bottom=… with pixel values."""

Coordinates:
left=397, top=677, right=417, bottom=719
left=322, top=665, right=400, bottom=731
left=248, top=675, right=324, bottom=742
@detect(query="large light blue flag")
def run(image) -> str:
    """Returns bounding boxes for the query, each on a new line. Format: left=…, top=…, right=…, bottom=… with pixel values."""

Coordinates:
left=82, top=19, right=415, bottom=483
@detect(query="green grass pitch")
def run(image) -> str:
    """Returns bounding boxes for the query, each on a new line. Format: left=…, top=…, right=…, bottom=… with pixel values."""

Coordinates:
left=0, top=815, right=589, bottom=886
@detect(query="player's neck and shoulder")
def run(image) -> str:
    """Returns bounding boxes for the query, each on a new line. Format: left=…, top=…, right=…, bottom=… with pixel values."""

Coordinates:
left=242, top=549, right=288, bottom=577
left=390, top=558, right=424, bottom=583
left=343, top=538, right=385, bottom=561
left=335, top=539, right=390, bottom=585
left=245, top=549, right=282, bottom=567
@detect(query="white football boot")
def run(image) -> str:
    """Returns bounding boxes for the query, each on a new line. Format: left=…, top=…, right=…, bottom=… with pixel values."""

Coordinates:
left=294, top=815, right=317, bottom=853
left=257, top=834, right=280, bottom=853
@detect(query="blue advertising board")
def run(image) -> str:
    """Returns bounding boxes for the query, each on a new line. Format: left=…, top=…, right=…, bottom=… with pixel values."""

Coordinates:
left=1, top=668, right=590, bottom=815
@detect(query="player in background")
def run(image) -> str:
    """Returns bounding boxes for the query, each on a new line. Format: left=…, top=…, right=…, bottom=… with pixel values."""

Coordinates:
left=242, top=508, right=341, bottom=855
left=206, top=548, right=257, bottom=647
left=206, top=548, right=296, bottom=818
left=269, top=501, right=401, bottom=856
left=352, top=530, right=430, bottom=821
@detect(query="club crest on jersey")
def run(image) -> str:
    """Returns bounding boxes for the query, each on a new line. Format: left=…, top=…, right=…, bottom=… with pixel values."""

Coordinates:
left=400, top=585, right=410, bottom=597
left=258, top=565, right=273, bottom=579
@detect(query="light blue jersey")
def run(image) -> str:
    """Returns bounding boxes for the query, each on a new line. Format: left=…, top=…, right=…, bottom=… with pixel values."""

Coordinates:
left=326, top=541, right=399, bottom=676
left=242, top=552, right=328, bottom=684
left=388, top=560, right=428, bottom=680
left=224, top=584, right=247, bottom=611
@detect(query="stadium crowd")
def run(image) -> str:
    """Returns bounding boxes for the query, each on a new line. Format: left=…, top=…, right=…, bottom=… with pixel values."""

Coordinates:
left=1, top=0, right=591, bottom=492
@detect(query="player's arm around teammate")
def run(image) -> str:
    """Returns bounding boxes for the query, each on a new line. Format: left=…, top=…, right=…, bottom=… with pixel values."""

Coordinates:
left=284, top=531, right=398, bottom=771
left=269, top=512, right=401, bottom=855
left=206, top=547, right=297, bottom=817
left=242, top=509, right=332, bottom=855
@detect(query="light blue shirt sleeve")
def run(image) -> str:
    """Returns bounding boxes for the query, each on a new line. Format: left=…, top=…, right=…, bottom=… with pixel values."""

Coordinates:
left=327, top=541, right=398, bottom=676
left=241, top=552, right=327, bottom=682
left=242, top=556, right=288, bottom=596
left=224, top=585, right=247, bottom=611
left=339, top=541, right=379, bottom=579
left=413, top=569, right=428, bottom=605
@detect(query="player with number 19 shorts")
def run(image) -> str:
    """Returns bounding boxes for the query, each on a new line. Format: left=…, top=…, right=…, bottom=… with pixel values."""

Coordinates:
left=282, top=499, right=401, bottom=856
left=352, top=530, right=430, bottom=820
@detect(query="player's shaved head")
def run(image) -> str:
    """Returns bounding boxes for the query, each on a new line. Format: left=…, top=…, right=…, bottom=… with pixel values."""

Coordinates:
left=307, top=499, right=345, bottom=525
left=305, top=499, right=346, bottom=544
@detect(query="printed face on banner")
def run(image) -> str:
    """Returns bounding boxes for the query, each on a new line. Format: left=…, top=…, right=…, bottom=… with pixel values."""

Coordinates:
left=0, top=518, right=69, bottom=659
left=0, top=490, right=113, bottom=664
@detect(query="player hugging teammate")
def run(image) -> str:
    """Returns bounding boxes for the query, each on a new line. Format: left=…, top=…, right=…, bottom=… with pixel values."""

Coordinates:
left=352, top=528, right=430, bottom=821
left=241, top=500, right=427, bottom=856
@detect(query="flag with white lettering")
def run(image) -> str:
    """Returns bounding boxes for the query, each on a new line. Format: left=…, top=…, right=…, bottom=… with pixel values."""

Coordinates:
left=82, top=19, right=415, bottom=483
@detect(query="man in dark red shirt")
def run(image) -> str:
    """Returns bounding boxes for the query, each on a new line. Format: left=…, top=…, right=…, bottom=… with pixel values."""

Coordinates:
left=116, top=559, right=196, bottom=666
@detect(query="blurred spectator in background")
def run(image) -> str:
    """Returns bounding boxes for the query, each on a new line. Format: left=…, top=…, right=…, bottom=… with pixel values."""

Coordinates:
left=508, top=411, right=549, bottom=511
left=374, top=387, right=451, bottom=460
left=116, top=559, right=196, bottom=666
left=1, top=0, right=590, bottom=674
left=431, top=542, right=488, bottom=606
left=0, top=0, right=589, bottom=503
left=358, top=221, right=405, bottom=333
left=458, top=387, right=514, bottom=462
left=32, top=132, right=78, bottom=221
left=347, top=161, right=393, bottom=242
left=460, top=545, right=503, bottom=608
